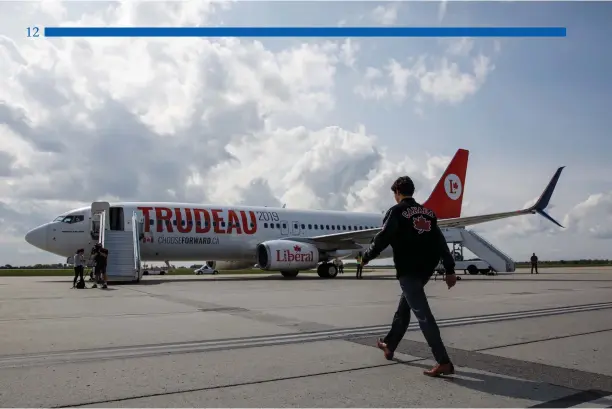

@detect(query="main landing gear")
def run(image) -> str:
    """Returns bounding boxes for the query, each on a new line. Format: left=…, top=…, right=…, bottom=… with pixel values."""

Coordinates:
left=317, top=262, right=338, bottom=279
left=279, top=262, right=338, bottom=279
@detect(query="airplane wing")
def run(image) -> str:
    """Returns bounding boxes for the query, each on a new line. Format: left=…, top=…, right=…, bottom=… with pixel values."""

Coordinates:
left=290, top=166, right=565, bottom=252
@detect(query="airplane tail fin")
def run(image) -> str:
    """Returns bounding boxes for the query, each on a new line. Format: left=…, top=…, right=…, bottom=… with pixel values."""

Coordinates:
left=423, top=149, right=469, bottom=219
left=528, top=166, right=565, bottom=228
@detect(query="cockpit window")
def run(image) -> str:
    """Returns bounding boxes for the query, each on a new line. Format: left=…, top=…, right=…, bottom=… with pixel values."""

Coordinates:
left=55, top=215, right=85, bottom=224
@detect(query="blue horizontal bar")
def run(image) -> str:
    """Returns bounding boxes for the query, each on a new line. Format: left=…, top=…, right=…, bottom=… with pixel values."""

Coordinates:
left=43, top=26, right=567, bottom=38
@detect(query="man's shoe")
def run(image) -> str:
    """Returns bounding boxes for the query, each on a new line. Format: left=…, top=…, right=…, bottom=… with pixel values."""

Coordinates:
left=424, top=362, right=454, bottom=377
left=376, top=338, right=394, bottom=360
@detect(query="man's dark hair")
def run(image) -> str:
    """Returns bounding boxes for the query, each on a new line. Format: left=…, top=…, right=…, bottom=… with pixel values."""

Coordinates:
left=391, top=176, right=415, bottom=197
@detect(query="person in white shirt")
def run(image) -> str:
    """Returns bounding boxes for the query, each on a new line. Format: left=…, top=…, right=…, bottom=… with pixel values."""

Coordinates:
left=72, top=248, right=86, bottom=288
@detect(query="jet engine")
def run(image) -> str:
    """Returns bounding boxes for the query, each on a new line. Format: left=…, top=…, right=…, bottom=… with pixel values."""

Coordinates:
left=256, top=240, right=320, bottom=271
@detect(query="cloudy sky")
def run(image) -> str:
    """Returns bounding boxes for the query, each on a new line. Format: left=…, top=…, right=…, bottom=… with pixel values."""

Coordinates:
left=1, top=0, right=611, bottom=266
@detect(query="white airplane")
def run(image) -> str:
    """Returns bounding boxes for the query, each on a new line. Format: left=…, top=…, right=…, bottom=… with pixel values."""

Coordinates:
left=24, top=149, right=565, bottom=278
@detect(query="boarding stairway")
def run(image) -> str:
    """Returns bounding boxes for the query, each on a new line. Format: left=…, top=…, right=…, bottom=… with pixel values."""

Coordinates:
left=94, top=209, right=144, bottom=283
left=458, top=228, right=515, bottom=273
left=440, top=227, right=515, bottom=273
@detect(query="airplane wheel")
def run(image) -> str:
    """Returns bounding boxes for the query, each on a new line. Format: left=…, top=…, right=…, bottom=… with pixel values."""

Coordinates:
left=467, top=265, right=479, bottom=275
left=281, top=270, right=299, bottom=278
left=327, top=264, right=338, bottom=278
left=317, top=263, right=337, bottom=278
left=317, top=263, right=329, bottom=278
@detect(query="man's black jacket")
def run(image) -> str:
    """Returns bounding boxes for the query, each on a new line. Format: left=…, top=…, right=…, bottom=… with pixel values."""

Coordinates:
left=362, top=197, right=455, bottom=279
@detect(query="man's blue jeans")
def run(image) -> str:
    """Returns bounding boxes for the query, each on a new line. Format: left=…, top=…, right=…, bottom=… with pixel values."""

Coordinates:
left=383, top=274, right=451, bottom=365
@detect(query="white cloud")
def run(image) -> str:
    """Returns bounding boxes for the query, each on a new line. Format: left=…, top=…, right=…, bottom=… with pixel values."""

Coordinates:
left=563, top=192, right=612, bottom=239
left=354, top=53, right=495, bottom=105
left=353, top=67, right=389, bottom=100
left=438, top=0, right=448, bottom=22
left=445, top=38, right=475, bottom=57
left=371, top=3, right=399, bottom=26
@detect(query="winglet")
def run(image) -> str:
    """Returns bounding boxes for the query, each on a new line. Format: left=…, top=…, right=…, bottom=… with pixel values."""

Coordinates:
left=529, top=166, right=565, bottom=228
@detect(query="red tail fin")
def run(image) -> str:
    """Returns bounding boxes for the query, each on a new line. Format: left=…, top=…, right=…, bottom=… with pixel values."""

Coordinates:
left=422, top=149, right=469, bottom=219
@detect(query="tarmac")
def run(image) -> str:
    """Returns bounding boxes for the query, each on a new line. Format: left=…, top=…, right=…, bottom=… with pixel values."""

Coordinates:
left=1, top=267, right=611, bottom=408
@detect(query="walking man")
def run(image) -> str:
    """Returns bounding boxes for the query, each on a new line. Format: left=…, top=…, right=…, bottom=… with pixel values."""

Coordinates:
left=360, top=176, right=457, bottom=377
left=530, top=253, right=539, bottom=274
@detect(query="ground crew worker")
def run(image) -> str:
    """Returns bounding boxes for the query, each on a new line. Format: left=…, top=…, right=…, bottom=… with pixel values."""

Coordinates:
left=531, top=253, right=539, bottom=274
left=360, top=175, right=457, bottom=377
left=355, top=253, right=363, bottom=279
left=72, top=248, right=86, bottom=288
left=338, top=259, right=344, bottom=274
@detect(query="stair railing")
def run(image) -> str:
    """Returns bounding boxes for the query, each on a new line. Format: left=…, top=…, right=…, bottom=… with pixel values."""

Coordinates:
left=131, top=211, right=141, bottom=277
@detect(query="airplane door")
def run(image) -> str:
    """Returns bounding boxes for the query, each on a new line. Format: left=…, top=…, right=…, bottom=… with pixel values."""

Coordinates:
left=291, top=221, right=301, bottom=236
left=109, top=207, right=124, bottom=231
left=280, top=220, right=289, bottom=236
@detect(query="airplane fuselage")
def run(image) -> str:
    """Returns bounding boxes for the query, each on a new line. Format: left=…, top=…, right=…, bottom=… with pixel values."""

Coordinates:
left=27, top=202, right=392, bottom=263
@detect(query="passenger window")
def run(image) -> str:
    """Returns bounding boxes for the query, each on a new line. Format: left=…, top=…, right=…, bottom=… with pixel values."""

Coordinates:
left=149, top=220, right=154, bottom=226
left=314, top=225, right=318, bottom=230
left=294, top=224, right=298, bottom=229
left=308, top=224, right=312, bottom=229
left=331, top=225, right=335, bottom=230
left=301, top=224, right=305, bottom=229
left=264, top=223, right=268, bottom=228
left=282, top=223, right=287, bottom=229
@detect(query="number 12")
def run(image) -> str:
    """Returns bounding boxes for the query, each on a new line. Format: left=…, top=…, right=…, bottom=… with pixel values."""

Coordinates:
left=27, top=27, right=40, bottom=37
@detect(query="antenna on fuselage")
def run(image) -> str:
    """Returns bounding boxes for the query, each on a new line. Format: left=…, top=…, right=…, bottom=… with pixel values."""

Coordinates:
left=282, top=203, right=286, bottom=208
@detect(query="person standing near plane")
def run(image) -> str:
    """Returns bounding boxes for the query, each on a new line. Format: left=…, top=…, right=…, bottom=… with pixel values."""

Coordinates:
left=91, top=243, right=109, bottom=289
left=72, top=248, right=86, bottom=288
left=360, top=175, right=457, bottom=377
left=531, top=253, right=539, bottom=274
left=355, top=253, right=363, bottom=279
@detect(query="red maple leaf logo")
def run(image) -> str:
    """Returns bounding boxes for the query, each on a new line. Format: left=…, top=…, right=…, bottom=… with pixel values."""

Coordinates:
left=452, top=181, right=459, bottom=190
left=413, top=216, right=432, bottom=234
left=293, top=245, right=302, bottom=252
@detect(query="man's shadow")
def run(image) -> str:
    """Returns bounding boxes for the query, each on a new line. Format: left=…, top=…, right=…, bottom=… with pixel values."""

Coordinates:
left=398, top=360, right=567, bottom=403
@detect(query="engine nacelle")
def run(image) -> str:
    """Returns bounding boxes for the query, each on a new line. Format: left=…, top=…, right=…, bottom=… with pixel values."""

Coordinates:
left=256, top=240, right=320, bottom=271
left=205, top=260, right=254, bottom=270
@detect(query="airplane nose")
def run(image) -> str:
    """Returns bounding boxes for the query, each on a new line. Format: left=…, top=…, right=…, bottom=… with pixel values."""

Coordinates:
left=25, top=225, right=48, bottom=250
